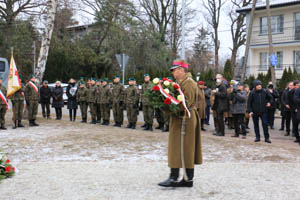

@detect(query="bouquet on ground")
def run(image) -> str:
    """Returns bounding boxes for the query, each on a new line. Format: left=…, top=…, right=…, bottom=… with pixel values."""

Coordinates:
left=146, top=77, right=190, bottom=117
left=0, top=152, right=15, bottom=181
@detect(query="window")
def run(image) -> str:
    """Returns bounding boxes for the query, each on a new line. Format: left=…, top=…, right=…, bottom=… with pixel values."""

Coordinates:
left=259, top=51, right=283, bottom=70
left=260, top=15, right=284, bottom=34
left=0, top=61, right=5, bottom=72
left=295, top=13, right=300, bottom=40
left=294, top=51, right=300, bottom=73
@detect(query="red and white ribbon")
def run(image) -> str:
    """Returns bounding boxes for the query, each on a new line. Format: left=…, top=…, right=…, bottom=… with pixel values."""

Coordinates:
left=158, top=81, right=191, bottom=118
left=28, top=81, right=38, bottom=94
left=0, top=90, right=10, bottom=110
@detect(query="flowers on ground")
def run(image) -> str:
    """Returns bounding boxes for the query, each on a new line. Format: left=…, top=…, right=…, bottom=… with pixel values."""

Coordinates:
left=0, top=152, right=15, bottom=181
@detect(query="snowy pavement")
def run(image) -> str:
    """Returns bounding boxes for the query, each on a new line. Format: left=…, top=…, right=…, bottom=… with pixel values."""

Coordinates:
left=0, top=112, right=300, bottom=200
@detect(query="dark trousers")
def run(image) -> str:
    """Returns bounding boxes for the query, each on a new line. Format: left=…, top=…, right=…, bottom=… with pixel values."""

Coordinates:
left=205, top=105, right=211, bottom=124
left=41, top=103, right=50, bottom=118
left=283, top=111, right=291, bottom=133
left=252, top=112, right=270, bottom=140
left=233, top=114, right=246, bottom=136
left=216, top=110, right=225, bottom=134
left=267, top=108, right=275, bottom=127
left=55, top=108, right=62, bottom=119
left=69, top=109, right=77, bottom=121
left=291, top=111, right=299, bottom=141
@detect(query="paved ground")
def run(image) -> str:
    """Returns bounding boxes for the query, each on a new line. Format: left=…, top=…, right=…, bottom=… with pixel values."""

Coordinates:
left=0, top=108, right=300, bottom=200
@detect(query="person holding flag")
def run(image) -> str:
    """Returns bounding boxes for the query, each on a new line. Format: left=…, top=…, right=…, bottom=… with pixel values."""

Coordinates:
left=25, top=75, right=40, bottom=126
left=0, top=75, right=8, bottom=130
left=7, top=54, right=25, bottom=129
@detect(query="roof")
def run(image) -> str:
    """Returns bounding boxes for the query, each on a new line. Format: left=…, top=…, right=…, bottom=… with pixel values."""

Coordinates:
left=236, top=0, right=300, bottom=13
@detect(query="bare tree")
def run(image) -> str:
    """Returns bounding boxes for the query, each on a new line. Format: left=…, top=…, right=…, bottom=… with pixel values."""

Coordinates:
left=228, top=0, right=251, bottom=73
left=202, top=0, right=225, bottom=73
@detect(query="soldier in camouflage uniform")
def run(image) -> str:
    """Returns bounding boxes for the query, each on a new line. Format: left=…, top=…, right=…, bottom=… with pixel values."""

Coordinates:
left=11, top=78, right=25, bottom=129
left=100, top=78, right=112, bottom=125
left=95, top=79, right=102, bottom=123
left=87, top=78, right=97, bottom=124
left=141, top=74, right=154, bottom=131
left=0, top=75, right=8, bottom=130
left=125, top=78, right=139, bottom=129
left=111, top=75, right=124, bottom=127
left=25, top=75, right=40, bottom=126
left=77, top=81, right=88, bottom=123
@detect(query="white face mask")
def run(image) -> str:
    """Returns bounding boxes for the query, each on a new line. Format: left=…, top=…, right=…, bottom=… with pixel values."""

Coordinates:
left=216, top=79, right=222, bottom=85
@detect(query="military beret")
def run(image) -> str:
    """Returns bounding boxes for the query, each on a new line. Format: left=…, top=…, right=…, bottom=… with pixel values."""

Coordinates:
left=144, top=73, right=150, bottom=77
left=114, top=75, right=120, bottom=79
left=30, top=74, right=36, bottom=79
left=129, top=77, right=135, bottom=81
left=79, top=81, right=85, bottom=85
left=102, top=78, right=108, bottom=82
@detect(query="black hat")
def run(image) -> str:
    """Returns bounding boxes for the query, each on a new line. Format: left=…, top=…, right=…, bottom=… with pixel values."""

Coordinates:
left=253, top=80, right=262, bottom=87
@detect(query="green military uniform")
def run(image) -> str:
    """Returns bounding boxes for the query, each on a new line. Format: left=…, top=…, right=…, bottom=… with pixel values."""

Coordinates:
left=0, top=82, right=7, bottom=129
left=11, top=83, right=25, bottom=128
left=112, top=77, right=124, bottom=127
left=95, top=82, right=102, bottom=123
left=77, top=83, right=88, bottom=122
left=86, top=83, right=97, bottom=124
left=141, top=76, right=154, bottom=131
left=25, top=78, right=40, bottom=126
left=155, top=108, right=164, bottom=130
left=125, top=78, right=139, bottom=129
left=99, top=79, right=112, bottom=125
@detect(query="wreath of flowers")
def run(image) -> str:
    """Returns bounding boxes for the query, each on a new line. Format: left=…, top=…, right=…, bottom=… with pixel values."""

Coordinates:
left=147, top=77, right=191, bottom=117
left=0, top=152, right=15, bottom=181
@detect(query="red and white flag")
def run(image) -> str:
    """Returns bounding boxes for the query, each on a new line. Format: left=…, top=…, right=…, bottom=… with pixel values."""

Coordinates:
left=0, top=90, right=10, bottom=110
left=7, top=54, right=21, bottom=98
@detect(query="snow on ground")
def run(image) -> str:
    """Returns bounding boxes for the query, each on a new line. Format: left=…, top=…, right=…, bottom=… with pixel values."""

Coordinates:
left=0, top=115, right=300, bottom=199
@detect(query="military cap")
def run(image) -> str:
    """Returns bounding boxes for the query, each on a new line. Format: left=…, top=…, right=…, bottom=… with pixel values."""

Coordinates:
left=79, top=81, right=85, bottom=85
left=170, top=59, right=189, bottom=71
left=30, top=74, right=36, bottom=79
left=114, top=75, right=120, bottom=79
left=129, top=77, right=135, bottom=81
left=144, top=73, right=150, bottom=77
left=102, top=78, right=108, bottom=82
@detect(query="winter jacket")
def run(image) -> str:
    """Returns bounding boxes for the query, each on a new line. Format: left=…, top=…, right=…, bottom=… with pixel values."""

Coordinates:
left=212, top=82, right=228, bottom=112
left=66, top=83, right=78, bottom=109
left=52, top=86, right=64, bottom=108
left=281, top=88, right=290, bottom=112
left=40, top=86, right=52, bottom=104
left=230, top=90, right=247, bottom=114
left=248, top=88, right=273, bottom=114
left=293, top=88, right=300, bottom=120
left=287, top=89, right=297, bottom=112
left=204, top=88, right=211, bottom=106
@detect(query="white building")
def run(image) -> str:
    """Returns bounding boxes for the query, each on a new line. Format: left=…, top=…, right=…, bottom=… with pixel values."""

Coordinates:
left=237, top=0, right=300, bottom=79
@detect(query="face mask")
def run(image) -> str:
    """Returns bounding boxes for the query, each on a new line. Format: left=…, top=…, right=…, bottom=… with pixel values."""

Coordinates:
left=71, top=82, right=75, bottom=86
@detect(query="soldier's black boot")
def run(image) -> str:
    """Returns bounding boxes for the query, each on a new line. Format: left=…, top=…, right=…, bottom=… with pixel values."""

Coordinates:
left=162, top=125, right=169, bottom=132
left=143, top=124, right=149, bottom=130
left=0, top=123, right=7, bottom=130
left=131, top=123, right=136, bottom=129
left=158, top=168, right=179, bottom=187
left=155, top=123, right=163, bottom=129
left=141, top=123, right=147, bottom=128
left=105, top=120, right=109, bottom=126
left=69, top=110, right=73, bottom=121
left=101, top=120, right=106, bottom=125
left=126, top=123, right=132, bottom=128
left=174, top=168, right=194, bottom=188
left=18, top=120, right=25, bottom=128
left=29, top=120, right=34, bottom=127
left=148, top=125, right=153, bottom=131
left=32, top=120, right=39, bottom=126
left=13, top=120, right=17, bottom=129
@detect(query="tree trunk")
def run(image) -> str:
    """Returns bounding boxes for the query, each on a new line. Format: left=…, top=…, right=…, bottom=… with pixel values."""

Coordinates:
left=214, top=30, right=219, bottom=73
left=35, top=0, right=58, bottom=83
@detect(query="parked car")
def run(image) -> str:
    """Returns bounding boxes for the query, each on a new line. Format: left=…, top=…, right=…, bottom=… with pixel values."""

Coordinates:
left=48, top=83, right=69, bottom=103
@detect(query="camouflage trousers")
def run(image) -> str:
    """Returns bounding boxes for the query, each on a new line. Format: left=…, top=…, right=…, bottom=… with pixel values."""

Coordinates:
left=100, top=103, right=110, bottom=121
left=126, top=104, right=137, bottom=123
left=96, top=103, right=101, bottom=121
left=27, top=101, right=38, bottom=120
left=113, top=102, right=123, bottom=124
left=155, top=108, right=164, bottom=124
left=142, top=105, right=154, bottom=125
left=12, top=100, right=24, bottom=120
left=88, top=102, right=96, bottom=121
left=0, top=104, right=6, bottom=124
left=80, top=102, right=88, bottom=120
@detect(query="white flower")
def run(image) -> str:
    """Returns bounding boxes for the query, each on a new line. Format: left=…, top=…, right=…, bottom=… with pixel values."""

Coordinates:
left=164, top=80, right=170, bottom=86
left=177, top=95, right=183, bottom=102
left=153, top=78, right=160, bottom=84
left=164, top=88, right=170, bottom=94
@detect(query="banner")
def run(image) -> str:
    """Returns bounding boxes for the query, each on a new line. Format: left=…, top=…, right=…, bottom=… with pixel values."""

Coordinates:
left=7, top=55, right=21, bottom=98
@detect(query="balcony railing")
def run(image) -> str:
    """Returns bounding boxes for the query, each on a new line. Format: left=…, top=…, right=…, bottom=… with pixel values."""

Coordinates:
left=249, top=64, right=298, bottom=72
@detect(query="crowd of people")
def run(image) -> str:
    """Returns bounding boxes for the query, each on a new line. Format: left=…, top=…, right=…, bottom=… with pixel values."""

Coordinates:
left=0, top=71, right=300, bottom=147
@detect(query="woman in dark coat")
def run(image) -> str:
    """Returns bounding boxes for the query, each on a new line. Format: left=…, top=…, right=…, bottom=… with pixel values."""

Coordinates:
left=52, top=81, right=64, bottom=120
left=66, top=78, right=78, bottom=121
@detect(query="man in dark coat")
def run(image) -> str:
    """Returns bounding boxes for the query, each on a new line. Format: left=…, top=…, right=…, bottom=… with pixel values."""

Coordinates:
left=281, top=82, right=293, bottom=136
left=212, top=74, right=228, bottom=136
left=266, top=82, right=279, bottom=129
left=292, top=81, right=300, bottom=144
left=248, top=80, right=273, bottom=143
left=40, top=80, right=52, bottom=119
left=204, top=85, right=211, bottom=125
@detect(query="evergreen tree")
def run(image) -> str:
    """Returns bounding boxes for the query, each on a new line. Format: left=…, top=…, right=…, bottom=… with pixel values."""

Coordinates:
left=223, top=59, right=233, bottom=82
left=278, top=68, right=289, bottom=91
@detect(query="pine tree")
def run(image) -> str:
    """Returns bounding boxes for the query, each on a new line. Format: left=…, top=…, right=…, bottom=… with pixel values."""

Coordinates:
left=223, top=60, right=233, bottom=82
left=278, top=68, right=288, bottom=91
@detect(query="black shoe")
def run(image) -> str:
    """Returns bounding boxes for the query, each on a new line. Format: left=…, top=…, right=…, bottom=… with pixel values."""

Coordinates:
left=216, top=132, right=224, bottom=136
left=32, top=120, right=39, bottom=126
left=29, top=120, right=35, bottom=127
left=201, top=128, right=207, bottom=131
left=143, top=124, right=149, bottom=130
left=13, top=121, right=17, bottom=129
left=265, top=139, right=272, bottom=143
left=246, top=126, right=250, bottom=129
left=105, top=120, right=109, bottom=126
left=279, top=128, right=284, bottom=131
left=18, top=120, right=24, bottom=128
left=162, top=126, right=169, bottom=132
left=254, top=138, right=260, bottom=142
left=294, top=139, right=300, bottom=143
left=0, top=124, right=7, bottom=130
left=101, top=121, right=106, bottom=125
left=131, top=123, right=136, bottom=129
left=114, top=123, right=119, bottom=127
left=284, top=132, right=290, bottom=136
left=172, top=179, right=193, bottom=188
left=156, top=123, right=163, bottom=130
left=126, top=123, right=132, bottom=128
left=148, top=125, right=153, bottom=131
left=141, top=123, right=147, bottom=128
left=231, top=134, right=239, bottom=137
left=158, top=178, right=178, bottom=187
left=270, top=126, right=274, bottom=130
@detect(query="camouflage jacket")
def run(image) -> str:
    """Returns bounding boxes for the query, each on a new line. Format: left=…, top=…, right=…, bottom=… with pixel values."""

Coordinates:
left=125, top=85, right=139, bottom=105
left=86, top=85, right=97, bottom=103
left=141, top=82, right=153, bottom=105
left=0, top=85, right=7, bottom=105
left=77, top=86, right=88, bottom=102
left=112, top=83, right=124, bottom=103
left=11, top=84, right=25, bottom=101
left=25, top=81, right=39, bottom=101
left=99, top=84, right=112, bottom=104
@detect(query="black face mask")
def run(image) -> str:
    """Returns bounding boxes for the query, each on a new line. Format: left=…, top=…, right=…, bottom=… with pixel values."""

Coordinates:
left=70, top=82, right=75, bottom=87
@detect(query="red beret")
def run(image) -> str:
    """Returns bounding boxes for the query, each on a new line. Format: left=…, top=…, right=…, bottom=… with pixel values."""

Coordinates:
left=198, top=81, right=205, bottom=85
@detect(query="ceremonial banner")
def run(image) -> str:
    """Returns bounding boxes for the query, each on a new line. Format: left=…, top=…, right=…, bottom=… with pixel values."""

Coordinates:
left=7, top=55, right=21, bottom=98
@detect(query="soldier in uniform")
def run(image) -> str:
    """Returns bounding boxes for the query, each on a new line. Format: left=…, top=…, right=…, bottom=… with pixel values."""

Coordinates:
left=112, top=75, right=124, bottom=127
left=87, top=78, right=97, bottom=124
left=125, top=77, right=139, bottom=129
left=25, top=75, right=39, bottom=126
left=197, top=81, right=207, bottom=131
left=158, top=60, right=202, bottom=188
left=0, top=75, right=8, bottom=130
left=77, top=81, right=88, bottom=123
left=95, top=79, right=102, bottom=123
left=141, top=74, right=154, bottom=131
left=100, top=78, right=112, bottom=125
left=11, top=75, right=25, bottom=129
